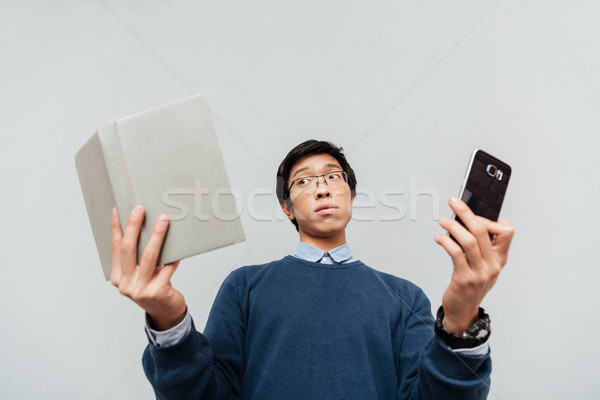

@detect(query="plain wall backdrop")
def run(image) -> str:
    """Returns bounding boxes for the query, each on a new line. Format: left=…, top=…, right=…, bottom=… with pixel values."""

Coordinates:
left=1, top=1, right=599, bottom=399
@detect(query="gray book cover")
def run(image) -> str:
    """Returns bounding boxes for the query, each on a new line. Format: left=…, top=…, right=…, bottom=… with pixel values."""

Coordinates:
left=75, top=94, right=245, bottom=280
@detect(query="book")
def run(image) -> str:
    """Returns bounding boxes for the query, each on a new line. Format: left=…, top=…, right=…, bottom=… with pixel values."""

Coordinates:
left=75, top=94, right=246, bottom=280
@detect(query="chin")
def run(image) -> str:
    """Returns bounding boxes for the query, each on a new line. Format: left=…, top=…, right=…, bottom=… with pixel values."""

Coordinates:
left=301, top=220, right=349, bottom=237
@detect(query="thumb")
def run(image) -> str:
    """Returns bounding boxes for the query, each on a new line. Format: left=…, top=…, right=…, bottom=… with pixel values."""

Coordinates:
left=156, top=259, right=181, bottom=284
left=483, top=219, right=515, bottom=265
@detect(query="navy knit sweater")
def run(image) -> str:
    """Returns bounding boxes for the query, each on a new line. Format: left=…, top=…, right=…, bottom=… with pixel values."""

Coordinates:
left=142, top=256, right=491, bottom=399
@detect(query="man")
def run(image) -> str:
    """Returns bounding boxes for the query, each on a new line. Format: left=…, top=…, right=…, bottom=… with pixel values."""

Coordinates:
left=111, top=140, right=515, bottom=399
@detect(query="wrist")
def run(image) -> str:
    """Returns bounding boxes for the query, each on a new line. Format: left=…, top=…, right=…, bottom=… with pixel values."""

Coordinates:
left=435, top=306, right=491, bottom=349
left=147, top=305, right=187, bottom=331
left=442, top=309, right=478, bottom=335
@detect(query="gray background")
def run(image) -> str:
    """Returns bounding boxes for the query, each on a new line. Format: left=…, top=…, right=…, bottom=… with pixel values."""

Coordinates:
left=1, top=1, right=598, bottom=399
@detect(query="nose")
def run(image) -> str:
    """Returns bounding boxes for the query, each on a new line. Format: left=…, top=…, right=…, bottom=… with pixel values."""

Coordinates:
left=315, top=176, right=331, bottom=198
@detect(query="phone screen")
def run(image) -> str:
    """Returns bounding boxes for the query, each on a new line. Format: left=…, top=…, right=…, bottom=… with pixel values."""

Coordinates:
left=451, top=149, right=511, bottom=243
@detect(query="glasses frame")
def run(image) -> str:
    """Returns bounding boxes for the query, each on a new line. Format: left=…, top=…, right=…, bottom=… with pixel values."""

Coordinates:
left=288, top=170, right=348, bottom=192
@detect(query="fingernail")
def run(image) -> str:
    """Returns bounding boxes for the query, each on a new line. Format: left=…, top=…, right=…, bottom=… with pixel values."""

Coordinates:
left=449, top=197, right=459, bottom=205
left=112, top=207, right=116, bottom=217
left=132, top=205, right=142, bottom=216
left=159, top=216, right=168, bottom=226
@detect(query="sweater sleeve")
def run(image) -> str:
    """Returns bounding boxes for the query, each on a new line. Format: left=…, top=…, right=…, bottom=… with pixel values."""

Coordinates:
left=141, top=272, right=245, bottom=400
left=396, top=287, right=491, bottom=400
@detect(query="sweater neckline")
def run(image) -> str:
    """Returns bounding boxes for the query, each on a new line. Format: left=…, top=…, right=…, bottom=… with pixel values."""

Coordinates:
left=283, top=255, right=364, bottom=269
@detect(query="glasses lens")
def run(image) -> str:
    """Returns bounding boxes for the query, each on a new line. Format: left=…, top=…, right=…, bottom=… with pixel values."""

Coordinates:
left=324, top=171, right=347, bottom=185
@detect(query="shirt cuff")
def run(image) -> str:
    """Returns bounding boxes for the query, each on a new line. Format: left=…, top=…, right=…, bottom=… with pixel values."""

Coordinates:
left=144, top=308, right=192, bottom=347
left=451, top=342, right=489, bottom=356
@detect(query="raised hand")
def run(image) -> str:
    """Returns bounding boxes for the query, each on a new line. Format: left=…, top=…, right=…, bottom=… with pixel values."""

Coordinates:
left=111, top=205, right=186, bottom=331
left=434, top=197, right=515, bottom=334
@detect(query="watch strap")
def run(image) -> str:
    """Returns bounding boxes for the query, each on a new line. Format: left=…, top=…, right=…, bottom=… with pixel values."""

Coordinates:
left=435, top=306, right=491, bottom=349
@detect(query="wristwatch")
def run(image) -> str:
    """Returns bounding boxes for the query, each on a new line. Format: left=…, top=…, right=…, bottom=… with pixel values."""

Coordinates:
left=434, top=306, right=491, bottom=349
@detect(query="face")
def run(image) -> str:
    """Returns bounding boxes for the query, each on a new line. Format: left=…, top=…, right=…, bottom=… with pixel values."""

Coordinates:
left=281, top=153, right=355, bottom=238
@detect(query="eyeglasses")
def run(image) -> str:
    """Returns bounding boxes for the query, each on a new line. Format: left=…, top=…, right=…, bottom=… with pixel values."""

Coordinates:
left=288, top=170, right=348, bottom=192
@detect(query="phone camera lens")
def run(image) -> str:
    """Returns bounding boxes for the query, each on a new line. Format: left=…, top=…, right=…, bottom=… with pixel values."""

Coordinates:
left=486, top=164, right=497, bottom=177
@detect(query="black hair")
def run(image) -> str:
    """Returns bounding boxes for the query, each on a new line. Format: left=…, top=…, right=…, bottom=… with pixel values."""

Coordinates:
left=276, top=140, right=357, bottom=232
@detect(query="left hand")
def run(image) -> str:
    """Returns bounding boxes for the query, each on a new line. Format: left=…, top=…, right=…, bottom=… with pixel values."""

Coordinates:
left=433, top=196, right=515, bottom=334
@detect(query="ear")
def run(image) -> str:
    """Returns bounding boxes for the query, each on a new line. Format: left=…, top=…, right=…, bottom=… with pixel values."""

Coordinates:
left=280, top=201, right=295, bottom=221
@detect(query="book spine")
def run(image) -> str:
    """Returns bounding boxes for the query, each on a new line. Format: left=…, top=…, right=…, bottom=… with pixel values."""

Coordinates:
left=98, top=121, right=140, bottom=269
left=75, top=132, right=119, bottom=280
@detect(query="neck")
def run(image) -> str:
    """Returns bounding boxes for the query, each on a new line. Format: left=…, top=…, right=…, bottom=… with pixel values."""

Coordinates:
left=298, top=229, right=347, bottom=252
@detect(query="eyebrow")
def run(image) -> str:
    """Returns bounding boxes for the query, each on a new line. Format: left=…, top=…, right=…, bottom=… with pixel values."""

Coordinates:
left=292, top=163, right=342, bottom=179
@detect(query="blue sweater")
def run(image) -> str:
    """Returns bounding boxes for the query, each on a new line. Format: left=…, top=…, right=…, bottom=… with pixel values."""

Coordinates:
left=142, top=256, right=491, bottom=399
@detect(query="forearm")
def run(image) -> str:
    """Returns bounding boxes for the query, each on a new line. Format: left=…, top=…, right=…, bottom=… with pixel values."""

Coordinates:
left=142, top=272, right=246, bottom=400
left=397, top=288, right=491, bottom=400
left=412, top=337, right=491, bottom=400
left=142, top=318, right=239, bottom=400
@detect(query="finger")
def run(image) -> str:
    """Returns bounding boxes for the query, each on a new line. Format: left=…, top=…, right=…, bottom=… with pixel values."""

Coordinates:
left=439, top=216, right=483, bottom=270
left=434, top=232, right=470, bottom=274
left=139, top=214, right=170, bottom=281
left=449, top=197, right=494, bottom=261
left=475, top=215, right=491, bottom=225
left=112, top=207, right=123, bottom=243
left=111, top=207, right=123, bottom=286
left=121, top=205, right=145, bottom=276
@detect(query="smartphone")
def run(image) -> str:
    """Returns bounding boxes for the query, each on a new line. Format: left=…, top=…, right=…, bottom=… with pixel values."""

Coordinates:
left=449, top=149, right=512, bottom=244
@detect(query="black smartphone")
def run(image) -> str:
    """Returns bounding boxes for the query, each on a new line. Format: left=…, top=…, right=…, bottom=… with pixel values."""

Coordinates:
left=449, top=149, right=512, bottom=244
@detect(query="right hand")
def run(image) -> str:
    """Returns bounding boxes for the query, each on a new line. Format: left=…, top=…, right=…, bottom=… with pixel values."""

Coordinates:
left=111, top=204, right=186, bottom=331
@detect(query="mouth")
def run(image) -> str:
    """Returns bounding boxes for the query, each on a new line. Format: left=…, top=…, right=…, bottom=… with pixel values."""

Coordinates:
left=315, top=204, right=338, bottom=214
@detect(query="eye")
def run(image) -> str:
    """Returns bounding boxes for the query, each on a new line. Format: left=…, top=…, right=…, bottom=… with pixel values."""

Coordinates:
left=328, top=172, right=342, bottom=180
left=297, top=177, right=312, bottom=186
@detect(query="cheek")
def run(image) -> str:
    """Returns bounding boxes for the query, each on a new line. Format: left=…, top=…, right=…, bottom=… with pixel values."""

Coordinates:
left=344, top=196, right=354, bottom=218
left=290, top=192, right=312, bottom=216
left=333, top=191, right=353, bottom=218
